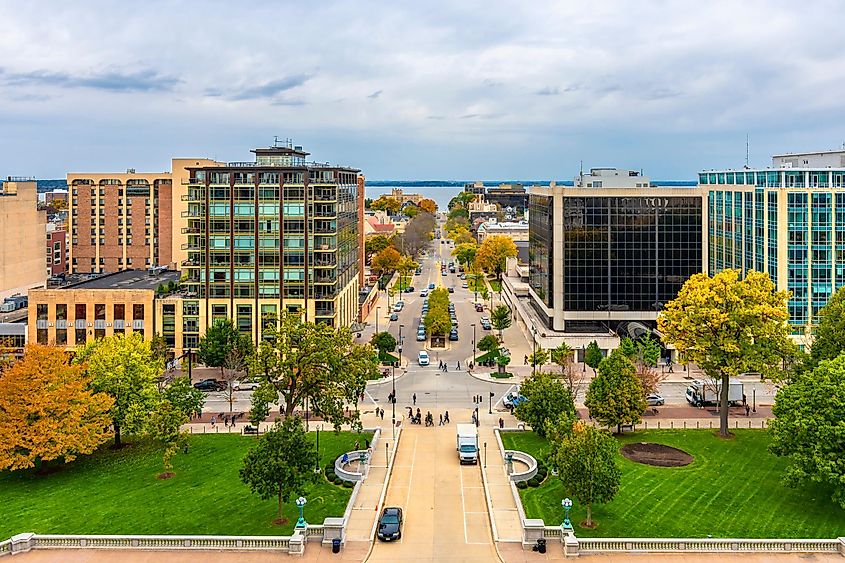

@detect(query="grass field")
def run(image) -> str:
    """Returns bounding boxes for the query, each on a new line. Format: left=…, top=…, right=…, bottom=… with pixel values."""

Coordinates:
left=501, top=429, right=845, bottom=538
left=0, top=430, right=371, bottom=538
left=488, top=278, right=502, bottom=293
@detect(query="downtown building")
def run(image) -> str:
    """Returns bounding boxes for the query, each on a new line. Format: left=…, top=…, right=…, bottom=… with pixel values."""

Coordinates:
left=32, top=143, right=364, bottom=355
left=505, top=168, right=703, bottom=358
left=700, top=150, right=845, bottom=345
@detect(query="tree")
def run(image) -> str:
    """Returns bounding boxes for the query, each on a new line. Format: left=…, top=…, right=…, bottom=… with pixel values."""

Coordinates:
left=220, top=348, right=247, bottom=413
left=528, top=349, right=549, bottom=372
left=449, top=226, right=476, bottom=245
left=585, top=350, right=646, bottom=434
left=477, top=334, right=499, bottom=354
left=75, top=333, right=161, bottom=447
left=365, top=234, right=392, bottom=258
left=658, top=269, right=793, bottom=436
left=403, top=204, right=420, bottom=218
left=418, top=198, right=437, bottom=214
left=371, top=246, right=401, bottom=276
left=809, top=286, right=845, bottom=369
left=769, top=354, right=845, bottom=508
left=548, top=420, right=621, bottom=528
left=396, top=255, right=419, bottom=279
left=0, top=344, right=114, bottom=472
left=250, top=313, right=376, bottom=429
left=370, top=196, right=401, bottom=215
left=150, top=332, right=172, bottom=366
left=399, top=212, right=437, bottom=256
left=495, top=353, right=511, bottom=374
left=490, top=304, right=512, bottom=339
left=162, top=376, right=205, bottom=419
left=249, top=382, right=277, bottom=436
left=551, top=342, right=585, bottom=402
left=619, top=337, right=637, bottom=359
left=370, top=331, right=397, bottom=361
left=584, top=341, right=603, bottom=375
left=452, top=242, right=478, bottom=267
left=197, top=318, right=253, bottom=378
left=424, top=308, right=452, bottom=336
left=618, top=335, right=666, bottom=396
left=445, top=215, right=470, bottom=235
left=476, top=235, right=517, bottom=281
left=239, top=416, right=318, bottom=524
left=146, top=399, right=188, bottom=477
left=636, top=333, right=662, bottom=367
left=514, top=370, right=576, bottom=437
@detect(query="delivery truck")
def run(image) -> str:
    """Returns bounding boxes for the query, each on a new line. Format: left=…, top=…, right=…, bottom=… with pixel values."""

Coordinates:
left=456, top=423, right=479, bottom=465
left=685, top=378, right=744, bottom=407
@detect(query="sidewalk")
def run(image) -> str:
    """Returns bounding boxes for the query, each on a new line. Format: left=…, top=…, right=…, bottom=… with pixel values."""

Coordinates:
left=478, top=421, right=522, bottom=544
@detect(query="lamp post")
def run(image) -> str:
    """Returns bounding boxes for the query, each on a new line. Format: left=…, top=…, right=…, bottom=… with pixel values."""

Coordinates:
left=315, top=425, right=322, bottom=473
left=376, top=307, right=380, bottom=335
left=532, top=326, right=538, bottom=373
left=489, top=390, right=494, bottom=415
left=582, top=344, right=586, bottom=373
left=562, top=498, right=573, bottom=531
left=471, top=323, right=476, bottom=365
left=295, top=496, right=308, bottom=529
left=752, top=388, right=756, bottom=413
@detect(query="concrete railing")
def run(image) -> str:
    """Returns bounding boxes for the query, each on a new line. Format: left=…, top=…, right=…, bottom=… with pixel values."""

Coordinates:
left=334, top=428, right=381, bottom=482
left=504, top=449, right=537, bottom=482
left=578, top=537, right=845, bottom=555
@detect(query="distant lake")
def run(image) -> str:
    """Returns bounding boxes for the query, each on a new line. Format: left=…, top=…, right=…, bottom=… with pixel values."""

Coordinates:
left=365, top=185, right=464, bottom=210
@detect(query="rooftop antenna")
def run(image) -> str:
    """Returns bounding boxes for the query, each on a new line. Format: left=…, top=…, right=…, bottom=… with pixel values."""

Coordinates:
left=579, top=160, right=583, bottom=185
left=274, top=135, right=281, bottom=147
left=745, top=134, right=750, bottom=168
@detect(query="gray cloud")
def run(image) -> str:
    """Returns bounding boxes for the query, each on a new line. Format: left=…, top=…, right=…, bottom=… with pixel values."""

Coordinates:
left=0, top=67, right=175, bottom=92
left=206, top=74, right=311, bottom=101
left=368, top=89, right=382, bottom=99
left=534, top=86, right=560, bottom=96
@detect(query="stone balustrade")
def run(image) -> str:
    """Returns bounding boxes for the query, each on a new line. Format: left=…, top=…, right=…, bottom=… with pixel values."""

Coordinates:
left=504, top=449, right=537, bottom=482
left=577, top=537, right=845, bottom=555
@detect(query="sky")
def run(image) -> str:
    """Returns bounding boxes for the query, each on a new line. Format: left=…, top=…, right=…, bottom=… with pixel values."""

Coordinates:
left=1, top=1, right=845, bottom=181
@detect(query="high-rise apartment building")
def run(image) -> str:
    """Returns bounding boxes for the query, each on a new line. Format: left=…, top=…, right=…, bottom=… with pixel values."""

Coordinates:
left=180, top=143, right=361, bottom=346
left=0, top=178, right=46, bottom=300
left=525, top=169, right=703, bottom=343
left=700, top=150, right=845, bottom=342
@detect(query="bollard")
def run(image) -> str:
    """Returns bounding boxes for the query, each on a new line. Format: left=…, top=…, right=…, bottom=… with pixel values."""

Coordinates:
left=683, top=421, right=686, bottom=429
left=735, top=420, right=738, bottom=429
left=671, top=421, right=674, bottom=429
left=709, top=421, right=712, bottom=429
left=657, top=421, right=660, bottom=429
left=748, top=420, right=751, bottom=428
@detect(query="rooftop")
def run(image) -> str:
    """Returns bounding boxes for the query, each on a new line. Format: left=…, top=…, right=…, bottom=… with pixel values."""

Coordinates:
left=64, top=269, right=180, bottom=291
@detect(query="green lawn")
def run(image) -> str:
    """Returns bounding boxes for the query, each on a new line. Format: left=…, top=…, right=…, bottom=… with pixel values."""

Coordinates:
left=395, top=275, right=412, bottom=291
left=0, top=430, right=371, bottom=538
left=501, top=429, right=845, bottom=538
left=488, top=278, right=502, bottom=293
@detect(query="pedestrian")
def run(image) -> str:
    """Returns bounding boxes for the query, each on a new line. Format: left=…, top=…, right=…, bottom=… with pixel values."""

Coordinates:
left=499, top=417, right=504, bottom=429
left=342, top=452, right=349, bottom=465
left=439, top=413, right=444, bottom=426
left=413, top=393, right=417, bottom=405
left=355, top=440, right=360, bottom=451
left=211, top=415, right=216, bottom=427
left=380, top=409, right=385, bottom=421
left=745, top=404, right=751, bottom=416
left=524, top=354, right=528, bottom=365
left=444, top=411, right=450, bottom=424
left=444, top=364, right=448, bottom=372
left=231, top=414, right=237, bottom=426
left=456, top=361, right=460, bottom=370
left=742, top=393, right=747, bottom=407
left=224, top=415, right=229, bottom=427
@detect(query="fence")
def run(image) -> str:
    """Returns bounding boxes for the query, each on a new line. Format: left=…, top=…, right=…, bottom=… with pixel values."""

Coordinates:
left=577, top=537, right=845, bottom=555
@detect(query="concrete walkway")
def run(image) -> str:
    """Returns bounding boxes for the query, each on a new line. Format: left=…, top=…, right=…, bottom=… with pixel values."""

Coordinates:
left=366, top=410, right=500, bottom=562
left=478, top=423, right=522, bottom=543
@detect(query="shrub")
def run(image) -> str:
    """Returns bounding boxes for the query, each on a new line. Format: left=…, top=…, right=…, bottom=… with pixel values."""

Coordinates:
left=333, top=477, right=344, bottom=486
left=527, top=477, right=541, bottom=487
left=325, top=471, right=337, bottom=482
left=343, top=480, right=356, bottom=488
left=516, top=480, right=528, bottom=489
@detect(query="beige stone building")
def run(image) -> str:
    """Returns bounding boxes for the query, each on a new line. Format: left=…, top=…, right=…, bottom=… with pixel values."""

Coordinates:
left=0, top=179, right=46, bottom=300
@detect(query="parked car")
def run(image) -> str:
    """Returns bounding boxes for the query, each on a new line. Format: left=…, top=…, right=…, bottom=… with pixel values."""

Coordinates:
left=377, top=507, right=403, bottom=541
left=441, top=271, right=447, bottom=277
left=428, top=283, right=435, bottom=290
left=420, top=289, right=429, bottom=297
left=449, top=329, right=459, bottom=341
left=394, top=301, right=405, bottom=312
left=417, top=330, right=426, bottom=341
left=475, top=303, right=484, bottom=312
left=418, top=351, right=430, bottom=366
left=233, top=380, right=260, bottom=392
left=193, top=379, right=224, bottom=392
left=460, top=273, right=467, bottom=280
left=481, top=320, right=491, bottom=330
left=462, top=282, right=469, bottom=288
left=404, top=286, right=415, bottom=293
left=646, top=393, right=665, bottom=406
left=480, top=316, right=490, bottom=323
left=390, top=312, right=399, bottom=321
left=415, top=268, right=422, bottom=275
left=448, top=287, right=454, bottom=293
left=503, top=391, right=527, bottom=410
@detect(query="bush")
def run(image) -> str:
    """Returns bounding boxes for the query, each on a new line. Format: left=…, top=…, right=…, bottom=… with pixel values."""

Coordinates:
left=325, top=464, right=335, bottom=474
left=527, top=477, right=541, bottom=487
left=325, top=471, right=337, bottom=482
left=343, top=480, right=356, bottom=488
left=333, top=477, right=344, bottom=486
left=516, top=480, right=528, bottom=489
left=491, top=372, right=513, bottom=379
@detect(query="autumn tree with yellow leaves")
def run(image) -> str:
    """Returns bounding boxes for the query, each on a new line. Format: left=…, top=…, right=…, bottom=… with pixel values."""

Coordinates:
left=476, top=235, right=518, bottom=281
left=658, top=270, right=793, bottom=436
left=0, top=344, right=114, bottom=472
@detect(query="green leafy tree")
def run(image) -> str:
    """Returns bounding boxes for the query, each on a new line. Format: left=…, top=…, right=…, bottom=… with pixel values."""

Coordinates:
left=584, top=341, right=603, bottom=375
left=550, top=342, right=573, bottom=367
left=75, top=332, right=162, bottom=447
left=452, top=243, right=478, bottom=270
left=396, top=255, right=419, bottom=279
left=198, top=318, right=253, bottom=378
left=490, top=304, right=512, bottom=339
left=370, top=195, right=401, bottom=215
left=636, top=333, right=662, bottom=367
left=495, top=353, right=511, bottom=374
left=809, top=286, right=845, bottom=369
left=548, top=419, right=621, bottom=528
left=424, top=308, right=452, bottom=336
left=769, top=354, right=845, bottom=508
left=146, top=399, right=188, bottom=477
left=370, top=331, right=397, bottom=360
left=250, top=313, right=376, bottom=430
left=365, top=234, right=392, bottom=258
left=585, top=350, right=646, bottom=434
left=239, top=416, right=318, bottom=524
left=403, top=204, right=420, bottom=218
left=150, top=332, right=172, bottom=366
left=477, top=334, right=499, bottom=354
left=162, top=376, right=205, bottom=418
left=249, top=382, right=277, bottom=437
left=514, top=370, right=576, bottom=437
left=658, top=269, right=793, bottom=436
left=528, top=349, right=549, bottom=373
left=619, top=337, right=637, bottom=359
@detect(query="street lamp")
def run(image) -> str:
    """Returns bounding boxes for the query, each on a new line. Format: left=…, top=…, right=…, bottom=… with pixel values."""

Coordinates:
left=471, top=323, right=476, bottom=365
left=489, top=391, right=494, bottom=415
left=295, top=496, right=308, bottom=529
left=582, top=344, right=586, bottom=373
left=376, top=307, right=380, bottom=335
left=562, top=498, right=573, bottom=531
left=532, top=326, right=538, bottom=372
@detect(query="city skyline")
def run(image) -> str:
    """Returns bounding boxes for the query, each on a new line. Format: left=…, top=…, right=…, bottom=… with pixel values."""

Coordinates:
left=2, top=2, right=845, bottom=180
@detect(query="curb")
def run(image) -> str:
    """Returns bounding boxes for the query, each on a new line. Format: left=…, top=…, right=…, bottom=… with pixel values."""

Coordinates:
left=366, top=367, right=409, bottom=387
left=466, top=368, right=527, bottom=385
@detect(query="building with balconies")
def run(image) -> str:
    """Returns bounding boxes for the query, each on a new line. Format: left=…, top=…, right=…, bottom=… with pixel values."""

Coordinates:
left=179, top=143, right=362, bottom=348
left=1, top=178, right=46, bottom=301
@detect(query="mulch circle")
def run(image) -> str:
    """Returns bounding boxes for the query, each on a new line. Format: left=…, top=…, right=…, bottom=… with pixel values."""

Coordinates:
left=157, top=472, right=175, bottom=480
left=620, top=442, right=694, bottom=467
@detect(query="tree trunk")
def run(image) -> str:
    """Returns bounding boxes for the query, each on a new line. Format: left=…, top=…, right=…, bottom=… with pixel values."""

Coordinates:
left=114, top=421, right=122, bottom=447
left=277, top=485, right=283, bottom=521
left=719, top=373, right=730, bottom=436
left=585, top=503, right=592, bottom=527
left=285, top=398, right=296, bottom=416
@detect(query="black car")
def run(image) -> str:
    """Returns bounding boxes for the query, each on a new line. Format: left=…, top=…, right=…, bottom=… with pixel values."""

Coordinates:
left=449, top=329, right=459, bottom=341
left=448, top=287, right=454, bottom=293
left=404, top=286, right=415, bottom=293
left=377, top=506, right=403, bottom=541
left=390, top=312, right=399, bottom=321
left=193, top=379, right=224, bottom=391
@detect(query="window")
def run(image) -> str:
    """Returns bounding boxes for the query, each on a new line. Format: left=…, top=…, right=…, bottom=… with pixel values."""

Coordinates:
left=132, top=304, right=144, bottom=320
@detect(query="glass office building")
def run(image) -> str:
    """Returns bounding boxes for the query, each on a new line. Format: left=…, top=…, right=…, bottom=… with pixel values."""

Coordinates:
left=528, top=170, right=704, bottom=335
left=700, top=150, right=845, bottom=340
left=181, top=144, right=361, bottom=346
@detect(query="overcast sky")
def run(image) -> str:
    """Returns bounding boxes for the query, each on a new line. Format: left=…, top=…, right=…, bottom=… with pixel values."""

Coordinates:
left=1, top=1, right=844, bottom=181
